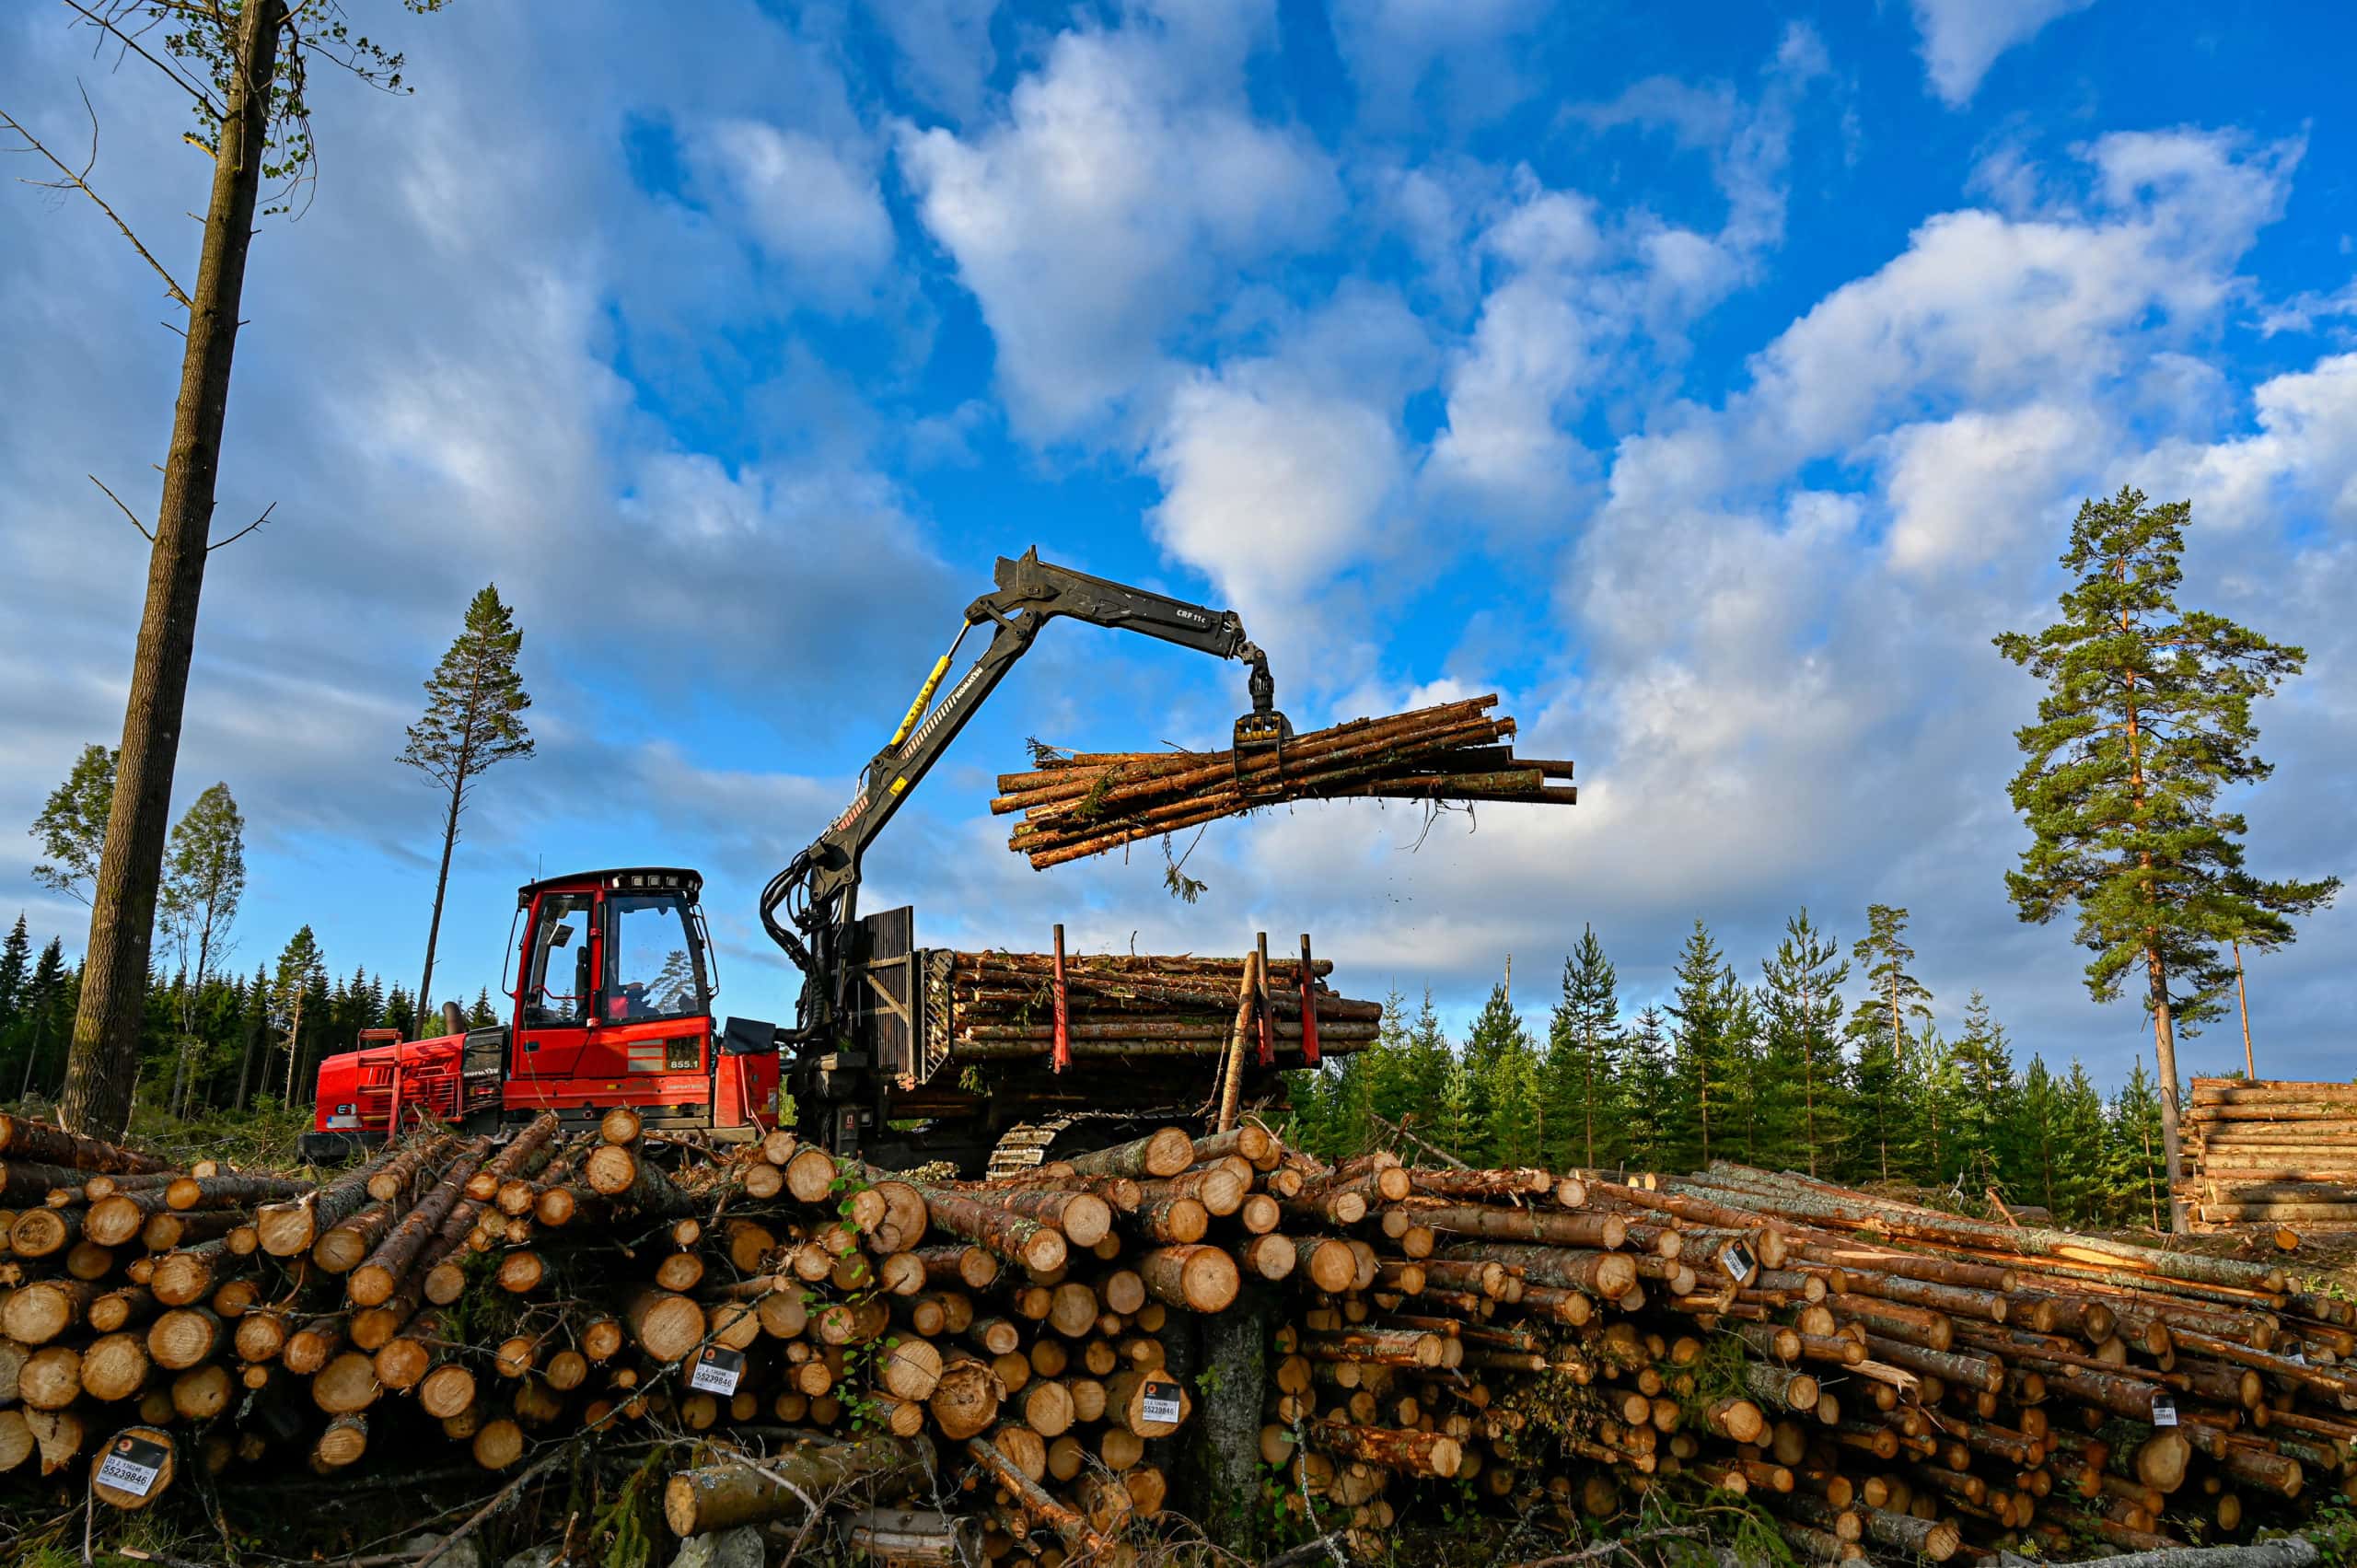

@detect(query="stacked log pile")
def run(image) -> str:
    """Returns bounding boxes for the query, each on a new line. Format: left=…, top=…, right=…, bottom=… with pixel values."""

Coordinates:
left=942, top=948, right=1381, bottom=1067
left=2185, top=1079, right=2357, bottom=1233
left=993, top=695, right=1574, bottom=868
left=1273, top=1154, right=2357, bottom=1563
left=0, top=1111, right=1295, bottom=1565
left=13, top=1109, right=2357, bottom=1565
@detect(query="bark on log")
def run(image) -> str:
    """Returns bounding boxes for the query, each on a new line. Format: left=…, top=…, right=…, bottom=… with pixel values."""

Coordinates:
left=258, top=1145, right=405, bottom=1258
left=368, top=1133, right=456, bottom=1202
left=463, top=1115, right=560, bottom=1199
left=912, top=1185, right=1067, bottom=1273
left=0, top=1117, right=172, bottom=1173
left=347, top=1139, right=488, bottom=1307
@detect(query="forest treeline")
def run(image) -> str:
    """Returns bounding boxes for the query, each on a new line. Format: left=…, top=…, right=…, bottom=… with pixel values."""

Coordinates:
left=1283, top=905, right=2199, bottom=1232
left=0, top=910, right=495, bottom=1121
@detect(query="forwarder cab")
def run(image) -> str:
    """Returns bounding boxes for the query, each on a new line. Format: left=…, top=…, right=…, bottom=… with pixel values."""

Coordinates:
left=303, top=868, right=781, bottom=1163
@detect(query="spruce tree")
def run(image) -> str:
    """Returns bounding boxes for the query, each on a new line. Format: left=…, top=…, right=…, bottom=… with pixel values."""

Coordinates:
left=384, top=985, right=417, bottom=1041
left=469, top=987, right=498, bottom=1029
left=1461, top=982, right=1534, bottom=1167
left=0, top=914, right=29, bottom=1030
left=1620, top=1007, right=1674, bottom=1173
left=400, top=584, right=536, bottom=1021
left=2054, top=1062, right=2112, bottom=1223
left=1489, top=1040, right=1546, bottom=1168
left=1715, top=970, right=1772, bottom=1165
left=2107, top=1062, right=2170, bottom=1230
left=1543, top=927, right=1621, bottom=1169
left=2014, top=1057, right=2063, bottom=1214
left=1948, top=991, right=2017, bottom=1197
left=1435, top=1051, right=1479, bottom=1162
left=1759, top=909, right=1850, bottom=1176
left=235, top=960, right=271, bottom=1110
left=1995, top=487, right=2340, bottom=1230
left=1354, top=991, right=1408, bottom=1132
left=1843, top=905, right=1933, bottom=1182
left=1666, top=921, right=1736, bottom=1170
left=1762, top=910, right=1848, bottom=1169
left=17, top=938, right=67, bottom=1100
left=1906, top=1028, right=1963, bottom=1191
left=1395, top=991, right=1454, bottom=1143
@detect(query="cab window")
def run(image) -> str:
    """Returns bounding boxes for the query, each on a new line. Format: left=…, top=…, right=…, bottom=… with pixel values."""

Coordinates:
left=524, top=893, right=594, bottom=1025
left=604, top=894, right=705, bottom=1023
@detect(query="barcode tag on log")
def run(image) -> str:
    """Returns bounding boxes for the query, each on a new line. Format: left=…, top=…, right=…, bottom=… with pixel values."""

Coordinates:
left=689, top=1346, right=745, bottom=1395
left=1140, top=1378, right=1183, bottom=1425
left=2151, top=1394, right=2178, bottom=1427
left=97, top=1433, right=168, bottom=1497
left=1724, top=1242, right=1758, bottom=1286
left=2289, top=1350, right=2309, bottom=1366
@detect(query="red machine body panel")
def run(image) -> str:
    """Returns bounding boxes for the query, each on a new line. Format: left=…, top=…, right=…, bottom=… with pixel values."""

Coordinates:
left=308, top=866, right=777, bottom=1153
left=313, top=1029, right=466, bottom=1137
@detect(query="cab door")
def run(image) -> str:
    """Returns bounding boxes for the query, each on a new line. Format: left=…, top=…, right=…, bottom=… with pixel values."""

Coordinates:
left=512, top=889, right=598, bottom=1084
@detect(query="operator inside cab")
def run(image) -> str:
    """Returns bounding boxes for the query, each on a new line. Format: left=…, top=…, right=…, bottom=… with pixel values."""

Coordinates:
left=605, top=892, right=706, bottom=1023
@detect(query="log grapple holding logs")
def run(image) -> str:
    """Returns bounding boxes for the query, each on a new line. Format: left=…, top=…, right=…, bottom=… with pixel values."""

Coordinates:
left=994, top=695, right=1575, bottom=869
left=6, top=1108, right=2356, bottom=1567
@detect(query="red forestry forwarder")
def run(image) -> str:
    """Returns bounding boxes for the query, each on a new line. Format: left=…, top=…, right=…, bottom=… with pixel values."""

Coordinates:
left=305, top=551, right=1299, bottom=1169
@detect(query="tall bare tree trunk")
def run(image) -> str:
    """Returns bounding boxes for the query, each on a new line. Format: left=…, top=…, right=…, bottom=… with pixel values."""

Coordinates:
left=235, top=1013, right=256, bottom=1112
left=60, top=0, right=285, bottom=1141
left=416, top=765, right=467, bottom=1033
left=2145, top=944, right=2189, bottom=1234
left=2234, top=940, right=2254, bottom=1078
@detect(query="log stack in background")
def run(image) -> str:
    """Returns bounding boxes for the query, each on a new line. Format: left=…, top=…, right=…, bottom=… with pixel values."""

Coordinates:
left=993, top=695, right=1575, bottom=869
left=1270, top=1155, right=2357, bottom=1564
left=2185, top=1078, right=2357, bottom=1234
left=11, top=1107, right=2357, bottom=1566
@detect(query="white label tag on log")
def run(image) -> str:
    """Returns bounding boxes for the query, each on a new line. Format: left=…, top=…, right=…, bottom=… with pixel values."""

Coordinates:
left=2151, top=1394, right=2178, bottom=1427
left=1140, top=1379, right=1183, bottom=1425
left=97, top=1433, right=168, bottom=1497
left=689, top=1346, right=745, bottom=1395
left=1724, top=1242, right=1759, bottom=1286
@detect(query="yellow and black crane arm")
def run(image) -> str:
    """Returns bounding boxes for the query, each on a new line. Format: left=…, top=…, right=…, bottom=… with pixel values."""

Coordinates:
left=760, top=547, right=1285, bottom=1043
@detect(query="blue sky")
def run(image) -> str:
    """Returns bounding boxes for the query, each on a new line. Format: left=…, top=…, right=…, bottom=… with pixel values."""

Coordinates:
left=4, top=0, right=2355, bottom=1085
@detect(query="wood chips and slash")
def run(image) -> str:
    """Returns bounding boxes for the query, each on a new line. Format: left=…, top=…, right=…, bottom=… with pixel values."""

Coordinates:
left=5, top=1102, right=2357, bottom=1565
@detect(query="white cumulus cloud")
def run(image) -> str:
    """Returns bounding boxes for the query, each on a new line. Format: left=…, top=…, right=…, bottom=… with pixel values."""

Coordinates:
left=1910, top=0, right=2096, bottom=108
left=693, top=121, right=895, bottom=303
left=896, top=16, right=1336, bottom=439
left=1877, top=404, right=2104, bottom=572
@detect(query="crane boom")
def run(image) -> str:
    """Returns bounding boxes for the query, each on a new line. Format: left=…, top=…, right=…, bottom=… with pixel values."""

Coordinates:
left=760, top=548, right=1283, bottom=1046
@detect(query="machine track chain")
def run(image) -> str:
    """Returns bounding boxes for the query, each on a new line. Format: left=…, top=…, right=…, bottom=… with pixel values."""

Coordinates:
left=981, top=1108, right=1202, bottom=1180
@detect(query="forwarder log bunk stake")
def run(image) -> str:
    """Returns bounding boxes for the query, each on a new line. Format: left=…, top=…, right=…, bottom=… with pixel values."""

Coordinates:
left=8, top=1105, right=2357, bottom=1567
left=993, top=694, right=1575, bottom=869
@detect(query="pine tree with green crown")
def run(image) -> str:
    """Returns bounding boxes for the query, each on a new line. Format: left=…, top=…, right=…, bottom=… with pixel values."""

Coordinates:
left=1843, top=904, right=1932, bottom=1183
left=1995, top=488, right=2338, bottom=1231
